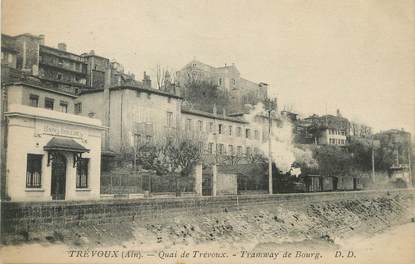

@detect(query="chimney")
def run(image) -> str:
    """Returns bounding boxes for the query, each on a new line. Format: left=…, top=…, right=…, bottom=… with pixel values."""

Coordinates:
left=57, top=43, right=67, bottom=51
left=336, top=109, right=341, bottom=117
left=142, top=71, right=151, bottom=89
left=38, top=34, right=45, bottom=45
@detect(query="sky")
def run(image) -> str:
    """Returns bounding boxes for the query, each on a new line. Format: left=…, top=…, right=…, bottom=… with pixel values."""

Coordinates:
left=2, top=0, right=414, bottom=134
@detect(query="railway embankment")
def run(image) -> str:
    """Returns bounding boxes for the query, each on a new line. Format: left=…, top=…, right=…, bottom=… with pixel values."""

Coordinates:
left=1, top=189, right=414, bottom=247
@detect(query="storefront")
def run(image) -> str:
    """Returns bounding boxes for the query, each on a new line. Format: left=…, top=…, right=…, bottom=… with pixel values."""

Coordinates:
left=4, top=104, right=104, bottom=201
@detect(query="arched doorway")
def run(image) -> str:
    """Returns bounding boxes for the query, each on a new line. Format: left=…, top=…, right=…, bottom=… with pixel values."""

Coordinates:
left=51, top=154, right=67, bottom=200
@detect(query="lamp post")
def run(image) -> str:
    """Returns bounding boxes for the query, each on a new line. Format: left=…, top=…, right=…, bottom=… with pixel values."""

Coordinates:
left=264, top=97, right=277, bottom=194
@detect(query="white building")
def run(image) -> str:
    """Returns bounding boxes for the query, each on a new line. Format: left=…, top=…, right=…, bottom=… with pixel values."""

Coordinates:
left=2, top=82, right=104, bottom=201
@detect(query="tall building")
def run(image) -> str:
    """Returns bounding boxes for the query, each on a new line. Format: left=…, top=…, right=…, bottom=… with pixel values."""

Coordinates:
left=176, top=59, right=268, bottom=112
left=1, top=33, right=139, bottom=94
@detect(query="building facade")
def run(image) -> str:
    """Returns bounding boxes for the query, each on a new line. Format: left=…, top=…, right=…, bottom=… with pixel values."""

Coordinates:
left=176, top=59, right=268, bottom=112
left=2, top=82, right=104, bottom=201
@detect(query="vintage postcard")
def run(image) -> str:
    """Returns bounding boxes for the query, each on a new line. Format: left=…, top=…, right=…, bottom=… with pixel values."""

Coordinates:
left=0, top=0, right=414, bottom=263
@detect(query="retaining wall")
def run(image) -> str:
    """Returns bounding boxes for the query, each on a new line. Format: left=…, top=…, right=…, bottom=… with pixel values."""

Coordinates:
left=1, top=189, right=414, bottom=238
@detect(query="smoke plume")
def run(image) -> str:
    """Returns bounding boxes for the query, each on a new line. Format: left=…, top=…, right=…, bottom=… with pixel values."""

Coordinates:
left=245, top=103, right=317, bottom=175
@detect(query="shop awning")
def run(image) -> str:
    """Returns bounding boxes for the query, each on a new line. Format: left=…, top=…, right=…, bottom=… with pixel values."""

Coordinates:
left=44, top=137, right=89, bottom=153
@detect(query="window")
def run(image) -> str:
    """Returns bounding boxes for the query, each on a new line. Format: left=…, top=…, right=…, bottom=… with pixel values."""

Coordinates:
left=57, top=73, right=63, bottom=80
left=167, top=112, right=173, bottom=127
left=75, top=103, right=82, bottom=114
left=60, top=101, right=68, bottom=113
left=26, top=154, right=42, bottom=188
left=29, top=94, right=39, bottom=107
left=209, top=122, right=214, bottom=132
left=198, top=120, right=203, bottom=131
left=146, top=135, right=153, bottom=143
left=245, top=128, right=251, bottom=139
left=232, top=79, right=236, bottom=85
left=217, top=144, right=224, bottom=155
left=44, top=97, right=54, bottom=110
left=229, top=126, right=232, bottom=136
left=228, top=145, right=234, bottom=155
left=254, top=130, right=259, bottom=140
left=208, top=143, right=214, bottom=154
left=218, top=124, right=223, bottom=134
left=76, top=158, right=89, bottom=188
left=246, top=147, right=251, bottom=156
left=134, top=134, right=142, bottom=148
left=237, top=146, right=243, bottom=156
left=218, top=78, right=222, bottom=85
left=237, top=127, right=242, bottom=137
left=185, top=119, right=192, bottom=131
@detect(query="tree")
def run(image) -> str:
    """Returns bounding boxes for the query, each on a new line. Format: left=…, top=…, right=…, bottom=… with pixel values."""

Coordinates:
left=135, top=130, right=206, bottom=196
left=313, top=145, right=353, bottom=177
left=183, top=80, right=230, bottom=113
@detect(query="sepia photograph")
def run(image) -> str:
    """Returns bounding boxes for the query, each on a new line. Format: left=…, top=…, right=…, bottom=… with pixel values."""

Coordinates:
left=0, top=0, right=414, bottom=263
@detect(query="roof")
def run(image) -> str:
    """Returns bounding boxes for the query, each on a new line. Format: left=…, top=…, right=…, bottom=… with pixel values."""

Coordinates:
left=4, top=79, right=78, bottom=98
left=44, top=137, right=89, bottom=153
left=181, top=107, right=248, bottom=124
left=79, top=85, right=182, bottom=99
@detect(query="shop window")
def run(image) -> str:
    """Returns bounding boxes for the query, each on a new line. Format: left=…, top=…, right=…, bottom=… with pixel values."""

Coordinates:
left=26, top=154, right=42, bottom=188
left=44, top=97, right=54, bottom=110
left=75, top=103, right=82, bottom=114
left=29, top=94, right=39, bottom=107
left=76, top=158, right=89, bottom=188
left=60, top=101, right=68, bottom=113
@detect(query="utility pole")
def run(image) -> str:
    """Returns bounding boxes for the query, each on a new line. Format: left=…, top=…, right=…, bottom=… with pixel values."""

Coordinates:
left=212, top=104, right=217, bottom=197
left=408, top=145, right=413, bottom=188
left=268, top=110, right=272, bottom=194
left=264, top=97, right=277, bottom=195
left=371, top=136, right=375, bottom=184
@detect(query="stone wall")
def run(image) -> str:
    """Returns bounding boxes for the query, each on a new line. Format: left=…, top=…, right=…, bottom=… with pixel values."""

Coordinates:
left=1, top=189, right=413, bottom=240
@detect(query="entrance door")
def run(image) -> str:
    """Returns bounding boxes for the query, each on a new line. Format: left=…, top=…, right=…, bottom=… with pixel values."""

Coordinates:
left=202, top=173, right=212, bottom=196
left=51, top=154, right=67, bottom=200
left=333, top=177, right=338, bottom=191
